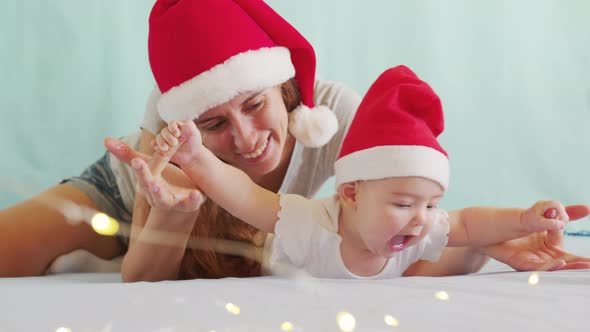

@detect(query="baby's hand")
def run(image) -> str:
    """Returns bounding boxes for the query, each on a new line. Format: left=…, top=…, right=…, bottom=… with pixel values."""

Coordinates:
left=154, top=120, right=203, bottom=167
left=521, top=200, right=569, bottom=233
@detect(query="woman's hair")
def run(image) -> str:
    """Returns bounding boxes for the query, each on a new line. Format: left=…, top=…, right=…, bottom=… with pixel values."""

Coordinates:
left=178, top=78, right=301, bottom=279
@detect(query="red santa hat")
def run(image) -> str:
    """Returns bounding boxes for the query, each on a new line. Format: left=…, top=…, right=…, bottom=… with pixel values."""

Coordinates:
left=335, top=65, right=450, bottom=190
left=147, top=0, right=338, bottom=148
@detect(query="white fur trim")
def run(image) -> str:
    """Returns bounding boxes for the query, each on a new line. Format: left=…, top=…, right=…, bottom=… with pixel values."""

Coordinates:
left=288, top=104, right=338, bottom=148
left=334, top=145, right=449, bottom=189
left=146, top=85, right=161, bottom=116
left=158, top=47, right=295, bottom=122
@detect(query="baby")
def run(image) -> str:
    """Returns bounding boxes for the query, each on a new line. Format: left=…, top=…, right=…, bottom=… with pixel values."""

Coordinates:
left=148, top=66, right=572, bottom=278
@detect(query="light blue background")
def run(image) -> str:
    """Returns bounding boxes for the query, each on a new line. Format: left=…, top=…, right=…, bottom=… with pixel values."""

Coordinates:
left=2, top=1, right=589, bottom=230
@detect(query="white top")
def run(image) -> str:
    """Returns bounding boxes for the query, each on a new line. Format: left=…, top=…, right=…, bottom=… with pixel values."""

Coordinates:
left=265, top=194, right=450, bottom=279
left=110, top=79, right=362, bottom=212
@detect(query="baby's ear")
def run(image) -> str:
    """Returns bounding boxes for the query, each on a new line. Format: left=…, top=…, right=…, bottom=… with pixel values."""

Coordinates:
left=338, top=181, right=359, bottom=209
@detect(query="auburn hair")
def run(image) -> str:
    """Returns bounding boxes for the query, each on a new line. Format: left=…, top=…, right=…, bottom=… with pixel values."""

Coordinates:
left=178, top=79, right=301, bottom=279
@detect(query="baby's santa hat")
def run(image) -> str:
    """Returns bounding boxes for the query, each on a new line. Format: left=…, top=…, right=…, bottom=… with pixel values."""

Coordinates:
left=335, top=65, right=449, bottom=190
left=147, top=0, right=338, bottom=148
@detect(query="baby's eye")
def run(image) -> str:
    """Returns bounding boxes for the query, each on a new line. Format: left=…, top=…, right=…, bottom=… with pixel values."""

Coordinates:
left=393, top=203, right=411, bottom=208
left=427, top=205, right=437, bottom=209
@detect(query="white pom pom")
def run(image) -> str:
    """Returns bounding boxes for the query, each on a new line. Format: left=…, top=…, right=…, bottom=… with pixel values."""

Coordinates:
left=288, top=104, right=338, bottom=148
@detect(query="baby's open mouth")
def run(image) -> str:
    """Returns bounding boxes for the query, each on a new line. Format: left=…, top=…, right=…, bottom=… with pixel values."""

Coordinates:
left=388, top=235, right=414, bottom=251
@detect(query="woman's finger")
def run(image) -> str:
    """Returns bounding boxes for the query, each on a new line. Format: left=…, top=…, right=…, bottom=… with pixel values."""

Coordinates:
left=556, top=261, right=590, bottom=270
left=132, top=158, right=158, bottom=197
left=565, top=205, right=590, bottom=221
left=104, top=137, right=150, bottom=165
left=150, top=181, right=177, bottom=208
left=538, top=259, right=567, bottom=271
left=171, top=189, right=204, bottom=212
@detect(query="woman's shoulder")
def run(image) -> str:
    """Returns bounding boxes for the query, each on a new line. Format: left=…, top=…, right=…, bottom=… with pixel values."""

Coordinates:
left=313, top=79, right=361, bottom=115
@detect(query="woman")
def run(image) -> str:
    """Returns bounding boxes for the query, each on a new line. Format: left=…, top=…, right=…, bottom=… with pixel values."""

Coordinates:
left=1, top=0, right=588, bottom=279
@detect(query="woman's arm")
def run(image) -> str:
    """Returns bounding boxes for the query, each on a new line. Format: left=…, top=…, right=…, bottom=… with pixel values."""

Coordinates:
left=403, top=246, right=489, bottom=277
left=122, top=203, right=199, bottom=282
left=106, top=129, right=203, bottom=282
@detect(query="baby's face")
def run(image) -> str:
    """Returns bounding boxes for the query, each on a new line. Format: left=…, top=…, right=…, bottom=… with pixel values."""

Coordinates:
left=352, top=177, right=445, bottom=258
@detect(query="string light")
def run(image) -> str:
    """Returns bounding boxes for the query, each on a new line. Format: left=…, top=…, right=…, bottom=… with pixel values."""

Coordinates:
left=384, top=315, right=399, bottom=327
left=91, top=213, right=119, bottom=236
left=336, top=311, right=356, bottom=332
left=281, top=321, right=294, bottom=331
left=55, top=328, right=72, bottom=332
left=435, top=290, right=449, bottom=301
left=528, top=273, right=540, bottom=285
left=225, top=302, right=241, bottom=315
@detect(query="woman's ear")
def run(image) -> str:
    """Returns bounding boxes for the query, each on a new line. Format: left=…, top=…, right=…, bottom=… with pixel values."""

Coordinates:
left=338, top=181, right=359, bottom=209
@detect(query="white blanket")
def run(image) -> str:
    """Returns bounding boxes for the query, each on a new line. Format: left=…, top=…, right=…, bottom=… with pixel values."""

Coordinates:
left=1, top=237, right=588, bottom=332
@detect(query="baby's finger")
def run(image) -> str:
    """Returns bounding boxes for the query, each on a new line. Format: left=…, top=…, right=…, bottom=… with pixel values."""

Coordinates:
left=155, top=134, right=170, bottom=152
left=168, top=121, right=182, bottom=137
left=160, top=128, right=179, bottom=148
left=535, top=217, right=565, bottom=232
left=551, top=201, right=569, bottom=222
left=149, top=136, right=182, bottom=176
left=178, top=120, right=199, bottom=141
left=540, top=200, right=568, bottom=221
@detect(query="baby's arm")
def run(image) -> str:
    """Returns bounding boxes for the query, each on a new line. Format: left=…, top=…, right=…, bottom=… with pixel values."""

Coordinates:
left=446, top=201, right=569, bottom=247
left=157, top=120, right=280, bottom=234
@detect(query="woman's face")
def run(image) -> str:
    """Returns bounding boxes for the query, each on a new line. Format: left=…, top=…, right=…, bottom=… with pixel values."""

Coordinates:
left=194, top=85, right=291, bottom=180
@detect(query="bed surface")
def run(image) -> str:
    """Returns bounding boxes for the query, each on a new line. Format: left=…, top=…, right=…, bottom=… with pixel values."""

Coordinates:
left=1, top=237, right=588, bottom=332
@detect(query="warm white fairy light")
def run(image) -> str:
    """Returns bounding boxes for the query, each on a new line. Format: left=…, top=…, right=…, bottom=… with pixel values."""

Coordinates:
left=384, top=315, right=399, bottom=327
left=225, top=302, right=241, bottom=315
left=281, top=321, right=294, bottom=331
left=55, top=328, right=72, bottom=332
left=435, top=290, right=450, bottom=301
left=336, top=311, right=356, bottom=332
left=91, top=213, right=120, bottom=236
left=528, top=273, right=540, bottom=285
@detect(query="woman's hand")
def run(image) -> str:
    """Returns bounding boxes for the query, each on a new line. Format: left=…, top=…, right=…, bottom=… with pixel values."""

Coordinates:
left=484, top=205, right=590, bottom=271
left=104, top=136, right=205, bottom=213
left=131, top=156, right=204, bottom=213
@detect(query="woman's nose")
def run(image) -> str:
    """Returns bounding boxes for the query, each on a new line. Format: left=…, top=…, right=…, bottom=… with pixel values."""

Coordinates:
left=231, top=118, right=257, bottom=152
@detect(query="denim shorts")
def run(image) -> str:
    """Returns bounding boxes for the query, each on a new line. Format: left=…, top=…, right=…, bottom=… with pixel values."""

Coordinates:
left=61, top=152, right=132, bottom=246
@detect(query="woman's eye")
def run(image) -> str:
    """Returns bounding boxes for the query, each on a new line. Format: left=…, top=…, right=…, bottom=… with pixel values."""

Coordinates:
left=204, top=121, right=224, bottom=131
left=246, top=101, right=263, bottom=112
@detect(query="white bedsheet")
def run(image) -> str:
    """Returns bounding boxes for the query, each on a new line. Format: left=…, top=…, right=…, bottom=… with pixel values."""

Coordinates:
left=1, top=237, right=589, bottom=332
